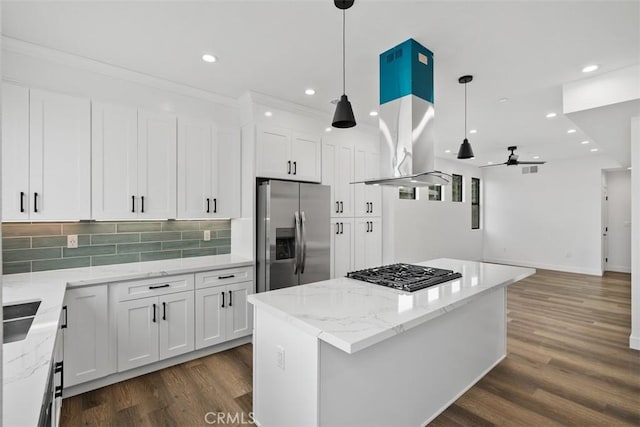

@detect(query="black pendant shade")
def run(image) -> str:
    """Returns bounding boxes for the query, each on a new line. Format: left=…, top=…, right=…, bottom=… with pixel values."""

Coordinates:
left=457, top=138, right=475, bottom=159
left=332, top=1, right=356, bottom=128
left=332, top=94, right=356, bottom=128
left=457, top=74, right=474, bottom=159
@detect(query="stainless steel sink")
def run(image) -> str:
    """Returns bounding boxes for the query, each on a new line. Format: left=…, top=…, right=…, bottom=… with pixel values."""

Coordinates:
left=3, top=300, right=41, bottom=344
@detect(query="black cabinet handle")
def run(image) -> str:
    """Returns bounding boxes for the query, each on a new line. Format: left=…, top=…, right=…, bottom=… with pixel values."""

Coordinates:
left=293, top=161, right=297, bottom=175
left=214, top=198, right=217, bottom=213
left=365, top=202, right=369, bottom=213
left=162, top=302, right=167, bottom=321
left=218, top=274, right=235, bottom=279
left=370, top=221, right=374, bottom=232
left=61, top=305, right=68, bottom=329
left=336, top=201, right=339, bottom=213
left=370, top=202, right=373, bottom=213
left=152, top=303, right=156, bottom=323
left=340, top=201, right=344, bottom=213
left=221, top=291, right=225, bottom=308
left=340, top=222, right=344, bottom=234
left=141, top=196, right=145, bottom=213
left=335, top=223, right=339, bottom=235
left=368, top=221, right=372, bottom=232
left=229, top=290, right=233, bottom=307
left=54, top=361, right=64, bottom=398
left=206, top=198, right=210, bottom=213
left=34, top=192, right=39, bottom=213
left=149, top=284, right=170, bottom=290
left=20, top=191, right=25, bottom=213
left=287, top=161, right=291, bottom=174
left=131, top=195, right=136, bottom=213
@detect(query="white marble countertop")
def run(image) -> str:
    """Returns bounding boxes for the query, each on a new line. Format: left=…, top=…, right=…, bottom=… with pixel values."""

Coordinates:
left=248, top=258, right=535, bottom=354
left=2, top=254, right=253, bottom=427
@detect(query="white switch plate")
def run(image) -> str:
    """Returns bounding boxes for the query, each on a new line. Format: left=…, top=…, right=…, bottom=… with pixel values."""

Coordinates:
left=67, top=234, right=78, bottom=248
left=203, top=230, right=211, bottom=241
left=276, top=345, right=285, bottom=370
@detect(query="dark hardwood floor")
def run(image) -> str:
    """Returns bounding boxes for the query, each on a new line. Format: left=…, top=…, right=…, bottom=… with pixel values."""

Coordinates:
left=61, top=270, right=639, bottom=426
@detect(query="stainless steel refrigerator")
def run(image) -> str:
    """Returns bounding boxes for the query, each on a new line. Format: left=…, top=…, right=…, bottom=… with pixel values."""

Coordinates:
left=257, top=180, right=330, bottom=293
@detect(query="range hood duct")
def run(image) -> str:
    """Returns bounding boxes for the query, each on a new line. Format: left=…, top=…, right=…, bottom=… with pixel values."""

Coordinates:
left=356, top=39, right=450, bottom=187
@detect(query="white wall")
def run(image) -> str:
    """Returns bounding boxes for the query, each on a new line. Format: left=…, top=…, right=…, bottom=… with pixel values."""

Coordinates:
left=483, top=154, right=620, bottom=276
left=382, top=158, right=484, bottom=264
left=605, top=170, right=631, bottom=273
left=630, top=116, right=639, bottom=350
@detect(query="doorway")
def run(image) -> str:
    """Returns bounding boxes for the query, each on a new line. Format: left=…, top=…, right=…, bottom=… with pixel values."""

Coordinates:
left=602, top=170, right=632, bottom=273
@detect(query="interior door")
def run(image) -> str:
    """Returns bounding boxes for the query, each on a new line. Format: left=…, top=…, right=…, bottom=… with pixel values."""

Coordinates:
left=602, top=184, right=609, bottom=272
left=299, top=183, right=331, bottom=285
left=265, top=180, right=300, bottom=290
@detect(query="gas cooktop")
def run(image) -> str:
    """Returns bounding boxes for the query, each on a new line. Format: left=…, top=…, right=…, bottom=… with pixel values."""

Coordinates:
left=347, top=263, right=462, bottom=292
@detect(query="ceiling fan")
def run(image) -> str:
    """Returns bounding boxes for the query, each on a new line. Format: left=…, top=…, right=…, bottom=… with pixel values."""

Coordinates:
left=481, top=146, right=547, bottom=168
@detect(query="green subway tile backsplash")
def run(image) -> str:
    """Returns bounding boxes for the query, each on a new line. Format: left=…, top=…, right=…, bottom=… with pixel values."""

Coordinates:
left=2, top=220, right=231, bottom=274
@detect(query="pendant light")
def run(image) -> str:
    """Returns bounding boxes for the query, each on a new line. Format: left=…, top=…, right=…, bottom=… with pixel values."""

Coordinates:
left=332, top=0, right=356, bottom=128
left=457, top=75, right=475, bottom=159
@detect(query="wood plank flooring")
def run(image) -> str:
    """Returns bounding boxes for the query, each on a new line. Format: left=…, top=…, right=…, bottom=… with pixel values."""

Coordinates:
left=61, top=269, right=639, bottom=426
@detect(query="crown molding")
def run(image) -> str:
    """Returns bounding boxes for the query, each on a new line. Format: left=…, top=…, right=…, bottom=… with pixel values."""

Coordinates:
left=2, top=36, right=239, bottom=109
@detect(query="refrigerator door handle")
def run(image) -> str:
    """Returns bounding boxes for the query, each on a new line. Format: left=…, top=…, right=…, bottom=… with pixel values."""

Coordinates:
left=294, top=211, right=301, bottom=274
left=300, top=211, right=307, bottom=273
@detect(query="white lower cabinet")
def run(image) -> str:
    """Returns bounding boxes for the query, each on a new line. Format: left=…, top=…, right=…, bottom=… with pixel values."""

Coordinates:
left=63, top=286, right=112, bottom=387
left=159, top=291, right=195, bottom=360
left=330, top=218, right=354, bottom=279
left=117, top=296, right=160, bottom=371
left=354, top=218, right=382, bottom=270
left=195, top=269, right=254, bottom=350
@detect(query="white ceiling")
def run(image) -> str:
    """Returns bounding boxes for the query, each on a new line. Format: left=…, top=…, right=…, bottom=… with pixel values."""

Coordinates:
left=3, top=1, right=639, bottom=166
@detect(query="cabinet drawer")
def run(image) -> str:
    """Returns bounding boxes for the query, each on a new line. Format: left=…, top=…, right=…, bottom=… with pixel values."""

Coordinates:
left=114, top=274, right=195, bottom=302
left=195, top=267, right=254, bottom=289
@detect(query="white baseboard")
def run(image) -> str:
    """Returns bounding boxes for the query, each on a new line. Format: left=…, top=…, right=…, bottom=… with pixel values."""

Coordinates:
left=482, top=257, right=603, bottom=276
left=630, top=335, right=640, bottom=351
left=605, top=265, right=632, bottom=273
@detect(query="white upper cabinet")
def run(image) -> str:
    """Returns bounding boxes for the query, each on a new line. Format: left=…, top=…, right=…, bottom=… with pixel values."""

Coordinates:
left=256, top=126, right=321, bottom=183
left=138, top=110, right=177, bottom=219
left=92, top=104, right=176, bottom=220
left=177, top=118, right=241, bottom=219
left=354, top=144, right=382, bottom=217
left=2, top=83, right=30, bottom=221
left=322, top=138, right=355, bottom=218
left=2, top=85, right=91, bottom=221
left=92, top=102, right=139, bottom=220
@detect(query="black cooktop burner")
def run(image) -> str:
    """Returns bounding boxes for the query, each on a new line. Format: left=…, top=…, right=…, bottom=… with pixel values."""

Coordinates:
left=347, top=263, right=462, bottom=292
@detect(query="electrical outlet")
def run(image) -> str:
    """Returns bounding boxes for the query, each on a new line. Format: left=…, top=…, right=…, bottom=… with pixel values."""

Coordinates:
left=276, top=345, right=285, bottom=370
left=203, top=230, right=211, bottom=241
left=67, top=234, right=78, bottom=249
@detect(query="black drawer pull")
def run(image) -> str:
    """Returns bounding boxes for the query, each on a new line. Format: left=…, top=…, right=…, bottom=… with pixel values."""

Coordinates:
left=149, top=284, right=170, bottom=290
left=131, top=195, right=135, bottom=213
left=293, top=161, right=297, bottom=175
left=162, top=302, right=167, bottom=321
left=61, top=305, right=68, bottom=329
left=218, top=274, right=235, bottom=279
left=287, top=161, right=291, bottom=174
left=206, top=198, right=210, bottom=213
left=20, top=191, right=25, bottom=213
left=152, top=303, right=156, bottom=323
left=214, top=198, right=217, bottom=213
left=141, top=196, right=145, bottom=213
left=221, top=291, right=225, bottom=308
left=54, top=361, right=64, bottom=398
left=229, top=290, right=233, bottom=307
left=34, top=192, right=39, bottom=213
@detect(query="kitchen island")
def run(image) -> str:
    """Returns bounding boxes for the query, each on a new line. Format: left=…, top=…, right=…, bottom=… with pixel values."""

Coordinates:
left=248, top=258, right=535, bottom=427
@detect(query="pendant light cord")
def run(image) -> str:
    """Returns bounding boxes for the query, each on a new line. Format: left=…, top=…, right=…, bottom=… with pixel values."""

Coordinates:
left=342, top=9, right=346, bottom=95
left=464, top=82, right=467, bottom=137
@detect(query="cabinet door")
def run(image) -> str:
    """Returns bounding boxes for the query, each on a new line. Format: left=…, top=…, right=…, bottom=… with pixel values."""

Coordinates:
left=365, top=150, right=382, bottom=216
left=291, top=132, right=321, bottom=183
left=322, top=141, right=338, bottom=217
left=330, top=218, right=354, bottom=278
left=92, top=102, right=139, bottom=220
left=354, top=218, right=368, bottom=270
left=213, top=127, right=241, bottom=218
left=256, top=126, right=291, bottom=179
left=138, top=110, right=177, bottom=219
left=195, top=287, right=226, bottom=349
left=177, top=118, right=213, bottom=219
left=117, top=296, right=159, bottom=371
left=159, top=291, right=195, bottom=360
left=354, top=147, right=368, bottom=217
left=63, top=286, right=111, bottom=387
left=226, top=281, right=254, bottom=340
left=336, top=142, right=355, bottom=217
left=366, top=218, right=382, bottom=268
left=1, top=83, right=30, bottom=221
left=354, top=146, right=381, bottom=217
left=29, top=89, right=91, bottom=220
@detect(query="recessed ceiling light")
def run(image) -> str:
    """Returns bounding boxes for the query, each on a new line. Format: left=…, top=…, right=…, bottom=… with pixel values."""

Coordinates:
left=487, top=161, right=493, bottom=165
left=305, top=88, right=316, bottom=96
left=627, top=167, right=632, bottom=170
left=202, top=54, right=217, bottom=63
left=582, top=64, right=599, bottom=73
left=590, top=148, right=599, bottom=152
left=264, top=111, right=273, bottom=117
left=325, top=127, right=332, bottom=132
left=567, top=129, right=577, bottom=134
left=369, top=111, right=378, bottom=117
left=469, top=129, right=477, bottom=134
left=445, top=149, right=452, bottom=154
left=580, top=140, right=590, bottom=145
left=533, top=156, right=540, bottom=159
left=499, top=98, right=509, bottom=103
left=546, top=112, right=557, bottom=118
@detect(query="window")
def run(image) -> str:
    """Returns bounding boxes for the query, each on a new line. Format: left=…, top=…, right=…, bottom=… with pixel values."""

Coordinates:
left=471, top=177, right=480, bottom=229
left=399, top=187, right=417, bottom=200
left=451, top=174, right=463, bottom=202
left=427, top=185, right=441, bottom=201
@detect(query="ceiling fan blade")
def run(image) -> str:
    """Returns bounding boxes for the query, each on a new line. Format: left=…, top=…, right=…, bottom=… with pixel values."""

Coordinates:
left=517, top=161, right=547, bottom=165
left=479, top=162, right=508, bottom=168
